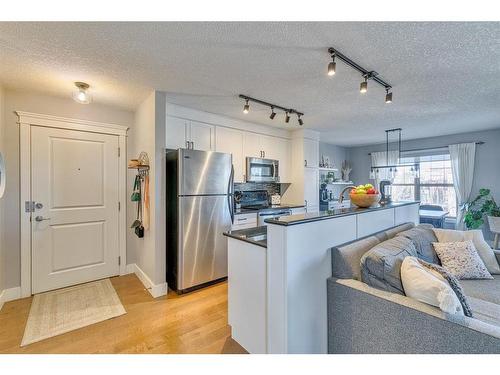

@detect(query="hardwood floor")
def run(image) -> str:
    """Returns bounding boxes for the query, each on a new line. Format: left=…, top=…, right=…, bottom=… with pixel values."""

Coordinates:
left=0, top=274, right=247, bottom=354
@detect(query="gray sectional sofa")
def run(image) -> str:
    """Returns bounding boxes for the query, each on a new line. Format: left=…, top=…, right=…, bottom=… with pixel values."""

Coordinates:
left=327, top=222, right=500, bottom=354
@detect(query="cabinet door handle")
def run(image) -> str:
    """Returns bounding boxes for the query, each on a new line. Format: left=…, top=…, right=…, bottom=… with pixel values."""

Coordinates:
left=190, top=141, right=194, bottom=149
left=304, top=160, right=308, bottom=167
left=186, top=140, right=190, bottom=149
left=262, top=151, right=265, bottom=158
left=237, top=218, right=248, bottom=221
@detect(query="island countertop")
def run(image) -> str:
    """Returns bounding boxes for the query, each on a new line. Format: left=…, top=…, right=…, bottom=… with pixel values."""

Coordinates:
left=223, top=226, right=267, bottom=248
left=264, top=201, right=419, bottom=226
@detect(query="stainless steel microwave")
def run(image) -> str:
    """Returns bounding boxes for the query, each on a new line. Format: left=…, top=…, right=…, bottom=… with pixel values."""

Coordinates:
left=245, top=157, right=279, bottom=183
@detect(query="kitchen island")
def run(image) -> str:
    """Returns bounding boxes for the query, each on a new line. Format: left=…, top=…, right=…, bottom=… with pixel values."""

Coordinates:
left=225, top=201, right=420, bottom=354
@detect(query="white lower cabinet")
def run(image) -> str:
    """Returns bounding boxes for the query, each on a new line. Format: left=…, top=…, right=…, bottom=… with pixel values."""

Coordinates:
left=228, top=238, right=267, bottom=353
left=231, top=212, right=257, bottom=230
left=394, top=203, right=420, bottom=225
left=356, top=208, right=395, bottom=238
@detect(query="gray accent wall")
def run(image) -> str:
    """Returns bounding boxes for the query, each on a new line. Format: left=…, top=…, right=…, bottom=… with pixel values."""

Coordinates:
left=319, top=143, right=347, bottom=174
left=347, top=128, right=500, bottom=237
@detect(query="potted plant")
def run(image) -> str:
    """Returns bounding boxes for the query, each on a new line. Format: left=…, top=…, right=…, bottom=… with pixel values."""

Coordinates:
left=464, top=188, right=500, bottom=231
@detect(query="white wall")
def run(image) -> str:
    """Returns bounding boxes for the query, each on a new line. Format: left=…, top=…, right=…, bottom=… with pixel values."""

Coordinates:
left=0, top=85, right=5, bottom=293
left=127, top=91, right=166, bottom=287
left=1, top=88, right=134, bottom=290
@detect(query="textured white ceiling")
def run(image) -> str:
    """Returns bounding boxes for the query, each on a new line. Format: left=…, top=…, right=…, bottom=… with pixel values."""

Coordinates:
left=1, top=22, right=500, bottom=145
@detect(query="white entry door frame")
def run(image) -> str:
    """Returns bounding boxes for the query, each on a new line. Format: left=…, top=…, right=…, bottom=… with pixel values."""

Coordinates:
left=17, top=111, right=129, bottom=297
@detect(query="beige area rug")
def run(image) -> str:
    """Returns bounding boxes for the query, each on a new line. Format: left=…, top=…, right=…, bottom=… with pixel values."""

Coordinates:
left=21, top=279, right=126, bottom=346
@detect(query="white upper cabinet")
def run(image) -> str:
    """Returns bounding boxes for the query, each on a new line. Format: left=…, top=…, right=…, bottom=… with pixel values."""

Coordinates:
left=189, top=120, right=214, bottom=151
left=303, top=138, right=319, bottom=168
left=166, top=116, right=214, bottom=151
left=243, top=132, right=263, bottom=159
left=263, top=136, right=291, bottom=183
left=166, top=116, right=189, bottom=150
left=215, top=127, right=245, bottom=183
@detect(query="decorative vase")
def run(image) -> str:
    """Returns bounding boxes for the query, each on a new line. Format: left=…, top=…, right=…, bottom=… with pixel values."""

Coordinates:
left=488, top=216, right=500, bottom=233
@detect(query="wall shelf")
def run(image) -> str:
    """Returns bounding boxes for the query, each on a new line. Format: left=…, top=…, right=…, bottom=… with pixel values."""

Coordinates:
left=325, top=181, right=353, bottom=185
left=318, top=167, right=339, bottom=172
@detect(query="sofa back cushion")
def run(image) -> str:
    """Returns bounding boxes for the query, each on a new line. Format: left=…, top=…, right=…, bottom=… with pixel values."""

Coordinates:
left=396, top=225, right=440, bottom=264
left=361, top=236, right=418, bottom=295
left=331, top=222, right=416, bottom=280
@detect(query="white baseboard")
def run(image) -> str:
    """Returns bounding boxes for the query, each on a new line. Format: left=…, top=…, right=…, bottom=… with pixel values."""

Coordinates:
left=125, top=263, right=168, bottom=298
left=0, top=286, right=22, bottom=311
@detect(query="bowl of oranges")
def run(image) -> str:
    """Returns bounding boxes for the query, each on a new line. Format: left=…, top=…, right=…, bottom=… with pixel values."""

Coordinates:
left=349, top=184, right=381, bottom=208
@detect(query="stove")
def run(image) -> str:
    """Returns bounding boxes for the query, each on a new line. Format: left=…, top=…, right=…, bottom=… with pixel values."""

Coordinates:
left=238, top=190, right=292, bottom=226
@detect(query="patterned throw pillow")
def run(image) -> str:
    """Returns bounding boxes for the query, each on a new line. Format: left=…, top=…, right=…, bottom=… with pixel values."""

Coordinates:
left=432, top=240, right=493, bottom=280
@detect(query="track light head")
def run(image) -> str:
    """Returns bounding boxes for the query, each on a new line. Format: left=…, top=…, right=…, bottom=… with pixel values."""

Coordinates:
left=270, top=107, right=276, bottom=120
left=360, top=78, right=368, bottom=94
left=298, top=114, right=303, bottom=126
left=327, top=55, right=336, bottom=76
left=285, top=112, right=290, bottom=123
left=243, top=99, right=249, bottom=114
left=385, top=90, right=393, bottom=104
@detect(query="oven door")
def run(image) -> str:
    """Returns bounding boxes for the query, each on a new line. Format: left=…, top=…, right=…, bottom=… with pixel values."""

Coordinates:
left=246, top=157, right=279, bottom=183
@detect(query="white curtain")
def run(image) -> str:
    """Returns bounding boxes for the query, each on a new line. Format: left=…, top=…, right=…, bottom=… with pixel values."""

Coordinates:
left=449, top=143, right=476, bottom=230
left=371, top=150, right=399, bottom=189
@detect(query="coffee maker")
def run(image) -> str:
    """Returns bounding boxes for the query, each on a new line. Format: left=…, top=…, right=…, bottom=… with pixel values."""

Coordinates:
left=379, top=180, right=392, bottom=204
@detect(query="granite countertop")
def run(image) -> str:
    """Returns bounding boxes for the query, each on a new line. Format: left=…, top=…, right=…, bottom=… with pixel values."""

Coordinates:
left=265, top=201, right=420, bottom=226
left=223, top=226, right=267, bottom=248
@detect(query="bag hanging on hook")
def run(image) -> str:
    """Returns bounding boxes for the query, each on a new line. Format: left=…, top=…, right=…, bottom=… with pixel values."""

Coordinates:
left=131, top=175, right=141, bottom=201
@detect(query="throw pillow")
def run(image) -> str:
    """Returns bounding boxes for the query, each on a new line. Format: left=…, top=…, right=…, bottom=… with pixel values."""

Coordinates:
left=433, top=228, right=500, bottom=274
left=396, top=225, right=440, bottom=264
left=401, top=257, right=464, bottom=315
left=432, top=240, right=493, bottom=280
left=360, top=236, right=417, bottom=295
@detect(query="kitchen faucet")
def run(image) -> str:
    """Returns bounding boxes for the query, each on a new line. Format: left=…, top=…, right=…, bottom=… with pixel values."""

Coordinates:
left=338, top=185, right=356, bottom=204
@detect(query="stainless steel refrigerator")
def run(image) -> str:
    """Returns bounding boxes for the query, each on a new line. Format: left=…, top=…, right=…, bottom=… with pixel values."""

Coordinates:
left=166, top=148, right=234, bottom=293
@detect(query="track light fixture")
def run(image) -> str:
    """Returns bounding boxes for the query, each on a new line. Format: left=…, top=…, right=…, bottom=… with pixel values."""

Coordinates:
left=327, top=47, right=392, bottom=102
left=327, top=55, right=336, bottom=76
left=297, top=114, right=303, bottom=126
left=385, top=89, right=393, bottom=104
left=270, top=107, right=276, bottom=120
left=360, top=77, right=368, bottom=94
left=239, top=95, right=304, bottom=126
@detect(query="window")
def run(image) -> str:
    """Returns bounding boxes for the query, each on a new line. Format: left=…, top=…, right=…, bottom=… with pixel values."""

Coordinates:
left=392, top=154, right=457, bottom=217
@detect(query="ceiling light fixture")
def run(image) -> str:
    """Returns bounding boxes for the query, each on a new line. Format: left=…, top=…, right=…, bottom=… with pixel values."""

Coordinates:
left=285, top=112, right=290, bottom=123
left=360, top=77, right=368, bottom=94
left=72, top=82, right=91, bottom=104
left=297, top=114, right=303, bottom=126
left=327, top=47, right=392, bottom=102
left=243, top=99, right=250, bottom=114
left=385, top=89, right=393, bottom=104
left=270, top=107, right=276, bottom=120
left=239, top=95, right=304, bottom=126
left=327, top=55, right=336, bottom=76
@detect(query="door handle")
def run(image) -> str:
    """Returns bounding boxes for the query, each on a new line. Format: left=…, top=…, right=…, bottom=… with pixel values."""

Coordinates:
left=35, top=216, right=51, bottom=222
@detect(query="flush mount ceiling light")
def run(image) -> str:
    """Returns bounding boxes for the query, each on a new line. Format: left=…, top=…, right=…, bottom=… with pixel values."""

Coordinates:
left=327, top=47, right=393, bottom=103
left=239, top=95, right=304, bottom=126
left=243, top=99, right=250, bottom=114
left=72, top=82, right=92, bottom=104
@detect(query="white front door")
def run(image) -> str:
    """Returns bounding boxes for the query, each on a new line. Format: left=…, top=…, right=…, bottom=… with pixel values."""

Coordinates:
left=31, top=126, right=120, bottom=294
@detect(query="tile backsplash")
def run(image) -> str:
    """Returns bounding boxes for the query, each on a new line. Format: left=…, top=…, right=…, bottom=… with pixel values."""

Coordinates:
left=234, top=182, right=291, bottom=197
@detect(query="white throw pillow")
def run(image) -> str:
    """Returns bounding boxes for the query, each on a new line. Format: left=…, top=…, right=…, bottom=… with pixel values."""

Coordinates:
left=401, top=256, right=464, bottom=315
left=433, top=228, right=500, bottom=274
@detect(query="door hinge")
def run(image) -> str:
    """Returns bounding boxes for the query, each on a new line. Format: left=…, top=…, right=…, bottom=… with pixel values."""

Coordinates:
left=118, top=147, right=121, bottom=157
left=25, top=201, right=35, bottom=213
left=118, top=256, right=121, bottom=266
left=118, top=201, right=121, bottom=211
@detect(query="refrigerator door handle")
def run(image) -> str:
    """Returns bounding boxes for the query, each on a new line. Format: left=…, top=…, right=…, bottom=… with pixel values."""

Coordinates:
left=227, top=164, right=234, bottom=224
